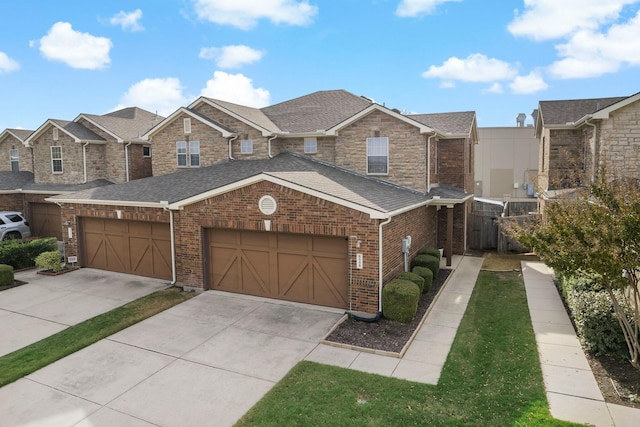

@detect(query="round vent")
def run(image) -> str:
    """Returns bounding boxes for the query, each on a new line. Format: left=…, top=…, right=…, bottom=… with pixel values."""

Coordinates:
left=259, top=195, right=277, bottom=215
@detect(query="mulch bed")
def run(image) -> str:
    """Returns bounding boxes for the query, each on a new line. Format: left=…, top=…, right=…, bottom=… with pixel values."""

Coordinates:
left=586, top=351, right=640, bottom=409
left=36, top=267, right=80, bottom=276
left=0, top=279, right=28, bottom=292
left=325, top=269, right=452, bottom=353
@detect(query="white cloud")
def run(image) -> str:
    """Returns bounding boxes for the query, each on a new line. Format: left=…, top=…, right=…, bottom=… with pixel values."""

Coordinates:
left=0, top=52, right=19, bottom=73
left=200, top=71, right=270, bottom=107
left=422, top=53, right=519, bottom=84
left=115, top=78, right=189, bottom=116
left=193, top=0, right=318, bottom=30
left=509, top=71, right=549, bottom=94
left=110, top=9, right=145, bottom=32
left=484, top=83, right=504, bottom=94
left=508, top=0, right=639, bottom=41
left=39, top=22, right=112, bottom=70
left=396, top=0, right=461, bottom=17
left=199, top=45, right=265, bottom=69
left=549, top=11, right=640, bottom=78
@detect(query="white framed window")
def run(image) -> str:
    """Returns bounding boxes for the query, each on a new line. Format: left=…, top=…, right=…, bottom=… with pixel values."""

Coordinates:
left=183, top=118, right=192, bottom=134
left=366, top=137, right=388, bottom=175
left=143, top=146, right=151, bottom=158
left=51, top=146, right=63, bottom=173
left=10, top=148, right=19, bottom=172
left=304, top=137, right=317, bottom=154
left=176, top=141, right=187, bottom=167
left=240, top=139, right=253, bottom=154
left=189, top=140, right=200, bottom=167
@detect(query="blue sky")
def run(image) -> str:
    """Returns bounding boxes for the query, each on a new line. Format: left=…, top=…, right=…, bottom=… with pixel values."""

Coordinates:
left=1, top=0, right=639, bottom=131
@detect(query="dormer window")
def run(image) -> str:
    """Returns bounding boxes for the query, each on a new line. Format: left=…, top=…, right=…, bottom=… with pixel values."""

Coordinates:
left=241, top=139, right=253, bottom=154
left=304, top=137, right=317, bottom=154
left=366, top=137, right=388, bottom=175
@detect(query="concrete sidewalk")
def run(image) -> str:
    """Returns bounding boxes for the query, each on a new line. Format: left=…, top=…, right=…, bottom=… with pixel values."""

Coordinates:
left=0, top=268, right=169, bottom=357
left=305, top=255, right=483, bottom=384
left=522, top=261, right=640, bottom=427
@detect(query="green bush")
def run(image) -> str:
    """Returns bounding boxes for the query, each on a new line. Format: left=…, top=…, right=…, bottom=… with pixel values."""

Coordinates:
left=382, top=279, right=420, bottom=323
left=412, top=254, right=440, bottom=276
left=0, top=238, right=57, bottom=269
left=418, top=247, right=441, bottom=259
left=0, top=264, right=14, bottom=286
left=411, top=266, right=433, bottom=293
left=397, top=271, right=425, bottom=293
left=558, top=274, right=634, bottom=357
left=35, top=251, right=63, bottom=273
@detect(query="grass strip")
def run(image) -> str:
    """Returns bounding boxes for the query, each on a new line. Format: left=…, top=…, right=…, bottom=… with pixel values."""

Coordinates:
left=0, top=287, right=194, bottom=387
left=236, top=271, right=583, bottom=426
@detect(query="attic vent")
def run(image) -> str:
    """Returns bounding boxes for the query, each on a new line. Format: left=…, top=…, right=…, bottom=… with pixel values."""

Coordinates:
left=374, top=130, right=380, bottom=138
left=52, top=127, right=59, bottom=141
left=183, top=118, right=191, bottom=134
left=259, top=195, right=277, bottom=215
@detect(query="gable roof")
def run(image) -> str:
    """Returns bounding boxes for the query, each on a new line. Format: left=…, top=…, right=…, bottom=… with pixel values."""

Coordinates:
left=190, top=97, right=279, bottom=135
left=409, top=111, right=477, bottom=138
left=25, top=119, right=106, bottom=145
left=144, top=107, right=235, bottom=139
left=262, top=90, right=373, bottom=133
left=0, top=128, right=34, bottom=143
left=592, top=91, right=640, bottom=119
left=50, top=152, right=467, bottom=218
left=76, top=107, right=163, bottom=142
left=0, top=171, right=111, bottom=193
left=538, top=97, right=626, bottom=126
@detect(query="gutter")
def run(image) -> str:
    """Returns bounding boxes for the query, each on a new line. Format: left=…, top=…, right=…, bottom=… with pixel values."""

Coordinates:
left=228, top=135, right=237, bottom=160
left=124, top=141, right=132, bottom=182
left=427, top=133, right=436, bottom=192
left=82, top=142, right=90, bottom=183
left=378, top=216, right=392, bottom=312
left=267, top=135, right=277, bottom=158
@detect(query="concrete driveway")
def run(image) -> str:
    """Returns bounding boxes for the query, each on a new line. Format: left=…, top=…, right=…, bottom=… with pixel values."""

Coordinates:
left=0, top=290, right=343, bottom=427
left=0, top=268, right=170, bottom=357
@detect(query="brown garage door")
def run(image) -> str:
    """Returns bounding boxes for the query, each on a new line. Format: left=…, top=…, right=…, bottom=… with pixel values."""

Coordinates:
left=81, top=217, right=171, bottom=280
left=30, top=203, right=62, bottom=240
left=208, top=229, right=348, bottom=308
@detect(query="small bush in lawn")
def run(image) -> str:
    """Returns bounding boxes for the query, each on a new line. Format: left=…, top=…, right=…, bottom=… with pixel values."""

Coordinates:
left=382, top=279, right=420, bottom=323
left=397, top=271, right=425, bottom=293
left=418, top=247, right=441, bottom=259
left=0, top=264, right=14, bottom=286
left=412, top=266, right=433, bottom=293
left=412, top=254, right=440, bottom=276
left=35, top=251, right=63, bottom=273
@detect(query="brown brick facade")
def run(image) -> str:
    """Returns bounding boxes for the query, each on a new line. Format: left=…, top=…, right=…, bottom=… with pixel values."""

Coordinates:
left=0, top=134, right=33, bottom=172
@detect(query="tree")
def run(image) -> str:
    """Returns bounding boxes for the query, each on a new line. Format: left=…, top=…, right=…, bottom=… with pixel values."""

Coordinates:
left=515, top=173, right=640, bottom=369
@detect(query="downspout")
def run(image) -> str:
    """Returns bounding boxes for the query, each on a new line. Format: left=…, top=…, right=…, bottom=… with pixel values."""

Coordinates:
left=124, top=141, right=132, bottom=182
left=228, top=135, right=237, bottom=160
left=82, top=142, right=89, bottom=183
left=164, top=206, right=177, bottom=285
left=427, top=133, right=436, bottom=192
left=585, top=119, right=598, bottom=183
left=378, top=216, right=392, bottom=312
left=267, top=135, right=277, bottom=158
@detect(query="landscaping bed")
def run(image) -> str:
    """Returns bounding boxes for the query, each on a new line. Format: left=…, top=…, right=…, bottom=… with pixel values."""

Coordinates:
left=325, top=269, right=451, bottom=353
left=0, top=279, right=27, bottom=292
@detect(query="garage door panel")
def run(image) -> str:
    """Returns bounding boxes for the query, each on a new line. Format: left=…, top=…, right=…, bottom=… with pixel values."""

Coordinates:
left=208, top=229, right=348, bottom=308
left=81, top=218, right=171, bottom=280
left=30, top=203, right=62, bottom=240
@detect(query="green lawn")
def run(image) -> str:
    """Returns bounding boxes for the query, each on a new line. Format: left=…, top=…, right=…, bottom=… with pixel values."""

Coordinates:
left=236, top=272, right=583, bottom=426
left=0, top=287, right=194, bottom=387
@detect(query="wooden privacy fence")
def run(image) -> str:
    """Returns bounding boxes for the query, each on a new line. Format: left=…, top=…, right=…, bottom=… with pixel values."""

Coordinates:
left=470, top=199, right=538, bottom=252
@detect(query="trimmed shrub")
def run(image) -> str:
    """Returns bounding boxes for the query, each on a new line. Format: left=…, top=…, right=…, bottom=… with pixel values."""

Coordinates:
left=558, top=274, right=634, bottom=357
left=418, top=247, right=441, bottom=259
left=0, top=264, right=14, bottom=286
left=0, top=237, right=57, bottom=269
left=411, top=266, right=433, bottom=293
left=412, top=254, right=440, bottom=276
left=397, top=271, right=425, bottom=293
left=35, top=251, right=63, bottom=273
left=382, top=279, right=420, bottom=323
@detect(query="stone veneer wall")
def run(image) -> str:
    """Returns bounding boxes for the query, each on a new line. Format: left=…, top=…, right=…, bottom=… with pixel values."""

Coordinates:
left=0, top=134, right=33, bottom=172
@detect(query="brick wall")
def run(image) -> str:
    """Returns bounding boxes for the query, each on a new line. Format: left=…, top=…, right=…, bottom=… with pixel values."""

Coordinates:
left=437, top=138, right=474, bottom=193
left=276, top=137, right=336, bottom=163
left=436, top=201, right=469, bottom=255
left=334, top=110, right=428, bottom=193
left=0, top=193, right=24, bottom=211
left=129, top=144, right=152, bottom=181
left=548, top=129, right=585, bottom=189
left=32, top=127, right=84, bottom=184
left=598, top=101, right=640, bottom=179
left=0, top=134, right=33, bottom=172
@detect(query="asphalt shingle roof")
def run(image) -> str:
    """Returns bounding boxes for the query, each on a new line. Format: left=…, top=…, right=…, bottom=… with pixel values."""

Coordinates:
left=261, top=90, right=373, bottom=133
left=51, top=152, right=452, bottom=213
left=539, top=97, right=626, bottom=125
left=51, top=120, right=105, bottom=142
left=81, top=107, right=164, bottom=141
left=3, top=129, right=34, bottom=142
left=408, top=111, right=476, bottom=136
left=0, top=171, right=111, bottom=192
left=203, top=99, right=280, bottom=133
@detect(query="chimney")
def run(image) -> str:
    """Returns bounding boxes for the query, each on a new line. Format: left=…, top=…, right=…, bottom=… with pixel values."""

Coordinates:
left=516, top=113, right=526, bottom=127
left=531, top=109, right=538, bottom=125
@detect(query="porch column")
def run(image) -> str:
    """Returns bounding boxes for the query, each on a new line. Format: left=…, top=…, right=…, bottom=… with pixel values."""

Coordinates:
left=446, top=204, right=454, bottom=267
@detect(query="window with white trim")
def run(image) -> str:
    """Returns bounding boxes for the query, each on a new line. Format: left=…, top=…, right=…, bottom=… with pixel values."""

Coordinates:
left=304, top=137, right=317, bottom=154
left=9, top=148, right=19, bottom=172
left=189, top=140, right=200, bottom=167
left=240, top=139, right=253, bottom=154
left=176, top=141, right=187, bottom=167
left=51, top=146, right=63, bottom=173
left=366, top=137, right=388, bottom=175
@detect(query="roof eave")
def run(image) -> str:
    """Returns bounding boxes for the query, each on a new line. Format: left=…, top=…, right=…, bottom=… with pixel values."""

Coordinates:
left=143, top=107, right=236, bottom=139
left=45, top=196, right=169, bottom=209
left=190, top=97, right=276, bottom=136
left=74, top=114, right=123, bottom=142
left=325, top=104, right=438, bottom=136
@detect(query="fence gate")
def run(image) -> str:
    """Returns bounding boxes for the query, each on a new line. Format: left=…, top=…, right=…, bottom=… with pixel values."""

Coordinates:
left=469, top=211, right=499, bottom=250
